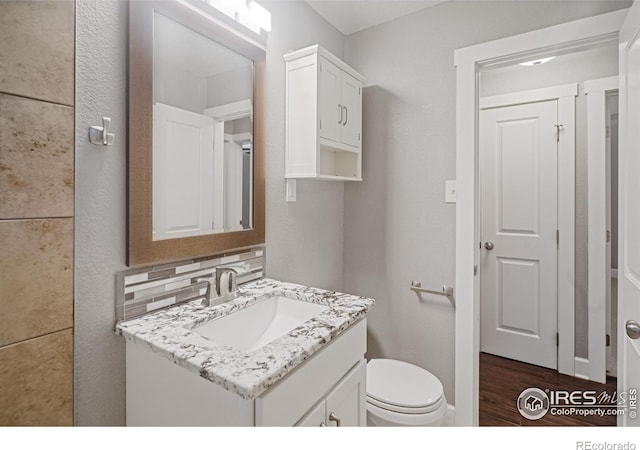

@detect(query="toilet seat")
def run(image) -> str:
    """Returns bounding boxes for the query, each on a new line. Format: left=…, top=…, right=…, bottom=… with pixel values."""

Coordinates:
left=367, top=392, right=445, bottom=414
left=366, top=359, right=444, bottom=412
left=366, top=398, right=446, bottom=426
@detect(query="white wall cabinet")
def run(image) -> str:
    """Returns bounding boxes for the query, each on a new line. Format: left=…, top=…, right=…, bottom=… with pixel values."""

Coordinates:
left=126, top=319, right=367, bottom=426
left=284, top=45, right=365, bottom=181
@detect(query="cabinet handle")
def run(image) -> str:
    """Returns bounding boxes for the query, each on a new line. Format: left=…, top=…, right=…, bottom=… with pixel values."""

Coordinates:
left=338, top=104, right=342, bottom=125
left=319, top=421, right=327, bottom=427
left=329, top=412, right=341, bottom=427
left=343, top=106, right=348, bottom=126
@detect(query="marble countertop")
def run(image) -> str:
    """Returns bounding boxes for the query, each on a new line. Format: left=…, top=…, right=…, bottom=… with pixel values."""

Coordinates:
left=116, top=278, right=375, bottom=400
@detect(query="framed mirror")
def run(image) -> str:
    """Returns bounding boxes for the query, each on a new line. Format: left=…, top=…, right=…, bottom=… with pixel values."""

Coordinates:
left=128, top=0, right=265, bottom=266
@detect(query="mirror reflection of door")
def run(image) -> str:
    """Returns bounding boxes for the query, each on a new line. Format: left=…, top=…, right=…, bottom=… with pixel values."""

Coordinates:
left=223, top=117, right=253, bottom=231
left=151, top=11, right=254, bottom=241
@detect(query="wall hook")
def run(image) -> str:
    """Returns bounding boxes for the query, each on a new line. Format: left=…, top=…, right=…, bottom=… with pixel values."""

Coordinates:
left=89, top=117, right=115, bottom=146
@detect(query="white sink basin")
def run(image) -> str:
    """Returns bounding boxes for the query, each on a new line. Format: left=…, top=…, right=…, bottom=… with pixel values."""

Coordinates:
left=193, top=296, right=328, bottom=352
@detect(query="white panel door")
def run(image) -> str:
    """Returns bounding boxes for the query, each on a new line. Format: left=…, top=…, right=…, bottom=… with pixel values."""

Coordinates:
left=618, top=2, right=640, bottom=427
left=153, top=103, right=214, bottom=240
left=480, top=100, right=559, bottom=369
left=318, top=56, right=342, bottom=143
left=340, top=72, right=362, bottom=148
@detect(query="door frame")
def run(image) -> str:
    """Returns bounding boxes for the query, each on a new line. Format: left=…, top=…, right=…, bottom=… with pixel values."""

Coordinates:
left=453, top=9, right=628, bottom=426
left=479, top=83, right=578, bottom=373
left=586, top=76, right=619, bottom=384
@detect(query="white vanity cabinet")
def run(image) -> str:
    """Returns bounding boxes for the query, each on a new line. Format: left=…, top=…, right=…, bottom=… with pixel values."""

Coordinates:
left=125, top=318, right=367, bottom=426
left=284, top=45, right=365, bottom=181
left=295, top=360, right=366, bottom=427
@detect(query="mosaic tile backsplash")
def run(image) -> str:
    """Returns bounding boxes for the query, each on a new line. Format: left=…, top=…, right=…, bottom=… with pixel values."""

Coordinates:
left=116, top=246, right=265, bottom=322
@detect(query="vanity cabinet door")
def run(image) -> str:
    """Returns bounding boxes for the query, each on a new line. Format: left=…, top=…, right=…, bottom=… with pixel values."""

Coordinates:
left=325, top=360, right=366, bottom=427
left=296, top=360, right=366, bottom=427
left=255, top=319, right=366, bottom=426
left=296, top=400, right=327, bottom=427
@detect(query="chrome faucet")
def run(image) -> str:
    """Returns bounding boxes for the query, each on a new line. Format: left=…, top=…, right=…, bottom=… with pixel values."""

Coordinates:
left=192, top=277, right=214, bottom=306
left=192, top=265, right=243, bottom=307
left=214, top=265, right=241, bottom=302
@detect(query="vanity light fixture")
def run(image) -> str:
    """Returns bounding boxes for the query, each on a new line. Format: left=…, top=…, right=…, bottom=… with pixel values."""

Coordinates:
left=205, top=0, right=271, bottom=34
left=518, top=56, right=556, bottom=66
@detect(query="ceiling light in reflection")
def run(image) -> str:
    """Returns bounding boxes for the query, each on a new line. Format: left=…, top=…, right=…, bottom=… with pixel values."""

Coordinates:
left=519, top=56, right=556, bottom=67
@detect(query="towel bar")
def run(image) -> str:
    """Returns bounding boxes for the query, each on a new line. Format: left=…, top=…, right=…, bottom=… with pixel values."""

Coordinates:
left=410, top=281, right=454, bottom=298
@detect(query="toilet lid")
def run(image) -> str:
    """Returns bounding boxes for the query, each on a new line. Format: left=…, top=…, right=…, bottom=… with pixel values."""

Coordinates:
left=367, top=359, right=444, bottom=410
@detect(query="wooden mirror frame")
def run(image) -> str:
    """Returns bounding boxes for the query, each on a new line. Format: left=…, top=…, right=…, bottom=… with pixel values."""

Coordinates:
left=128, top=0, right=266, bottom=266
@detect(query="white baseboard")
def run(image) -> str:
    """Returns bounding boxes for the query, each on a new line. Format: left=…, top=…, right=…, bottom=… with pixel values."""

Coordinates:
left=574, top=357, right=590, bottom=380
left=443, top=404, right=455, bottom=427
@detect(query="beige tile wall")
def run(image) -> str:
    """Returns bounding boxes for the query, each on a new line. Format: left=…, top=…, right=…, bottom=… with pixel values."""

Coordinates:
left=0, top=1, right=74, bottom=106
left=0, top=95, right=74, bottom=218
left=0, top=219, right=73, bottom=347
left=0, top=330, right=73, bottom=426
left=0, top=1, right=75, bottom=426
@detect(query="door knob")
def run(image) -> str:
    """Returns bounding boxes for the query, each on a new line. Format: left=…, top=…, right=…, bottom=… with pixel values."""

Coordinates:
left=626, top=320, right=640, bottom=340
left=484, top=242, right=494, bottom=250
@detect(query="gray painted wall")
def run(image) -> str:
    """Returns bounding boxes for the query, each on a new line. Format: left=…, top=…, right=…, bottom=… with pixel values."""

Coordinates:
left=154, top=61, right=254, bottom=114
left=261, top=0, right=346, bottom=291
left=343, top=0, right=629, bottom=406
left=206, top=67, right=254, bottom=109
left=74, top=0, right=344, bottom=425
left=481, top=43, right=619, bottom=360
left=154, top=60, right=207, bottom=114
left=75, top=0, right=128, bottom=425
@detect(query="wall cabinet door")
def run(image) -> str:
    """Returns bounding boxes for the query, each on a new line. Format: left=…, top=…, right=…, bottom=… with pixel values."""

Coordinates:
left=318, top=57, right=342, bottom=143
left=340, top=72, right=362, bottom=149
left=318, top=56, right=362, bottom=149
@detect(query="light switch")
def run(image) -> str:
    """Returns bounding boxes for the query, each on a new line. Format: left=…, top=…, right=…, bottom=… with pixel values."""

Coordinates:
left=445, top=180, right=457, bottom=203
left=286, top=179, right=297, bottom=202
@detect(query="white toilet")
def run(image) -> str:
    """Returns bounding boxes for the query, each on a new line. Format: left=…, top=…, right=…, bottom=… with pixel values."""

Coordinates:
left=366, top=358, right=447, bottom=426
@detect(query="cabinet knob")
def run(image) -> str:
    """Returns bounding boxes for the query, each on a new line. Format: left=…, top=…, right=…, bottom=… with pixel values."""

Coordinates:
left=329, top=412, right=341, bottom=427
left=338, top=104, right=343, bottom=125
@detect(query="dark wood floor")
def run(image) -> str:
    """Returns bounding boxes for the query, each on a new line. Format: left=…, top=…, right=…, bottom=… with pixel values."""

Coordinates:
left=479, top=352, right=618, bottom=426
